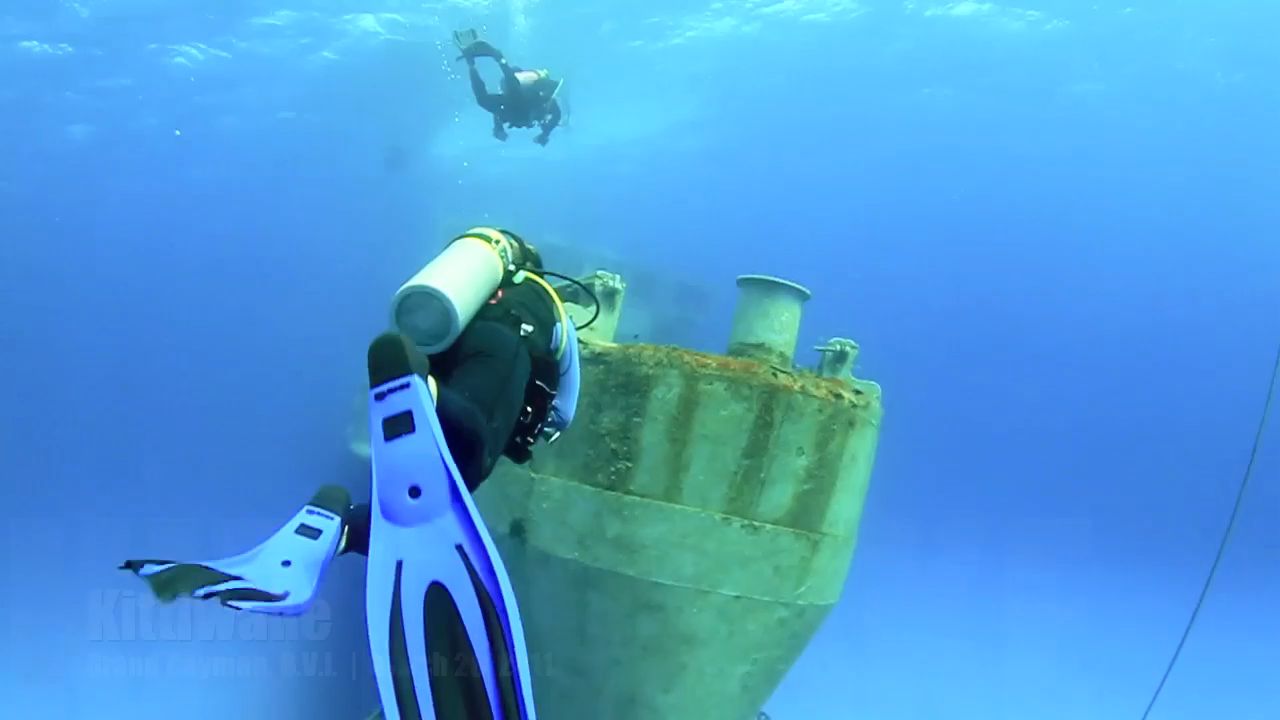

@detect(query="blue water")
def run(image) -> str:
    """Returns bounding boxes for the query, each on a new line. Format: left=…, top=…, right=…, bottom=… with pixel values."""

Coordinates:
left=2, top=1, right=1277, bottom=719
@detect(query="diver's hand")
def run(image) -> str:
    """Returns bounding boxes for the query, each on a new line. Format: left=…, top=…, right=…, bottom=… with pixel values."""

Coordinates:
left=120, top=486, right=349, bottom=616
left=533, top=134, right=549, bottom=146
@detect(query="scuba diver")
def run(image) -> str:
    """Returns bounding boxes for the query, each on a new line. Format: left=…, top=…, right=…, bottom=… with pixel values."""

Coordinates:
left=453, top=29, right=563, bottom=146
left=120, top=227, right=588, bottom=720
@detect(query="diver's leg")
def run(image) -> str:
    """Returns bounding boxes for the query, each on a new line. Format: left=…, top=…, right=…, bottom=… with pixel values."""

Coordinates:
left=436, top=383, right=495, bottom=486
left=431, top=319, right=533, bottom=488
left=469, top=64, right=507, bottom=137
left=460, top=44, right=520, bottom=118
left=345, top=322, right=528, bottom=558
left=342, top=503, right=372, bottom=556
left=468, top=64, right=495, bottom=106
left=340, top=389, right=493, bottom=557
left=497, top=62, right=522, bottom=94
left=492, top=63, right=530, bottom=126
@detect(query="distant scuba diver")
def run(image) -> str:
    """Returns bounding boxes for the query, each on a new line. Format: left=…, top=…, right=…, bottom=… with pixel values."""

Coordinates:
left=120, top=227, right=592, bottom=720
left=453, top=28, right=563, bottom=146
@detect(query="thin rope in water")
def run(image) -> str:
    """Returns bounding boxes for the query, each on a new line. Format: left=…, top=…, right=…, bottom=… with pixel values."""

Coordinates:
left=1140, top=339, right=1280, bottom=719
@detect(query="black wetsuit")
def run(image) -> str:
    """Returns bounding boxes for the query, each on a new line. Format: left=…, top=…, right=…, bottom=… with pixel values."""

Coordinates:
left=429, top=280, right=560, bottom=486
left=467, top=61, right=562, bottom=139
left=344, top=283, right=560, bottom=556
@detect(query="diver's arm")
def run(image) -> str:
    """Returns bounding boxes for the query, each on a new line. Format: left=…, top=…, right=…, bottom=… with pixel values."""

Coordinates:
left=547, top=321, right=580, bottom=431
left=546, top=99, right=562, bottom=131
left=535, top=100, right=562, bottom=144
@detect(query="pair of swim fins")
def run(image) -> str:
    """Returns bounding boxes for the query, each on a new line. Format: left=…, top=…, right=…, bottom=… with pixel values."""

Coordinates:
left=121, top=332, right=538, bottom=720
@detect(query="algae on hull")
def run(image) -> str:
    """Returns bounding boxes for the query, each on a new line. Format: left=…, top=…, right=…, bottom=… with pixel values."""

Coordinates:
left=473, top=339, right=882, bottom=720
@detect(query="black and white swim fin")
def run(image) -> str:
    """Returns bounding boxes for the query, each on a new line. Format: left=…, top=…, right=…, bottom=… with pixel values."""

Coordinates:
left=364, top=332, right=538, bottom=720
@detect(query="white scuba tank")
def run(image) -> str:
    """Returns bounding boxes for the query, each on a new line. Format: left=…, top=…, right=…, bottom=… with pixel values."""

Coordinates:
left=389, top=227, right=518, bottom=354
left=514, top=70, right=543, bottom=88
left=515, top=70, right=563, bottom=101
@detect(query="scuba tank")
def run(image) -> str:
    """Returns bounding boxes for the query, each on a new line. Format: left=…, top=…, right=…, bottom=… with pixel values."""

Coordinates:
left=390, top=227, right=533, bottom=354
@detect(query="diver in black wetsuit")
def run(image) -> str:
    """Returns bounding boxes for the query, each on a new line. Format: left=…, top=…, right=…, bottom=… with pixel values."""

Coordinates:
left=454, top=29, right=563, bottom=146
left=120, top=228, right=585, bottom=720
left=341, top=241, right=580, bottom=555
